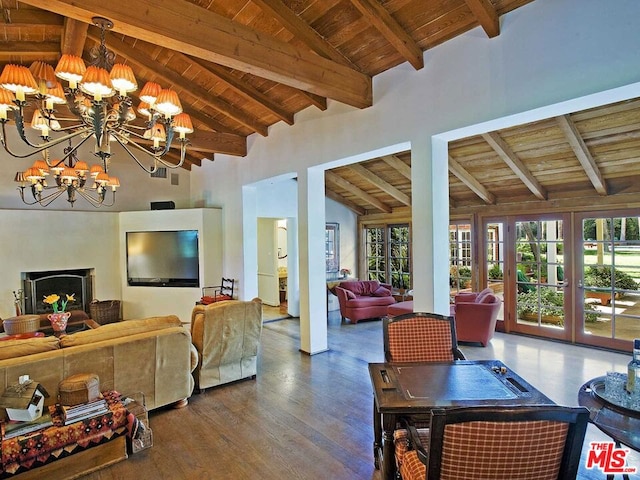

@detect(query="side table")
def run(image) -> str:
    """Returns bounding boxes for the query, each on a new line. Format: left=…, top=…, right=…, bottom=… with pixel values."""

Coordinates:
left=578, top=376, right=640, bottom=479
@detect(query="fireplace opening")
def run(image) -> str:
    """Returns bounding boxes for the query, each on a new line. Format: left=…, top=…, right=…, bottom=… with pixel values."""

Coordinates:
left=22, top=269, right=94, bottom=315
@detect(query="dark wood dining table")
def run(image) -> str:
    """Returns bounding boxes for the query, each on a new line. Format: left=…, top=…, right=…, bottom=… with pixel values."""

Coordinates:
left=368, top=359, right=555, bottom=480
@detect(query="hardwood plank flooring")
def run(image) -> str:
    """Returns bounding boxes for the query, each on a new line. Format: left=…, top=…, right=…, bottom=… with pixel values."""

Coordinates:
left=82, top=313, right=639, bottom=479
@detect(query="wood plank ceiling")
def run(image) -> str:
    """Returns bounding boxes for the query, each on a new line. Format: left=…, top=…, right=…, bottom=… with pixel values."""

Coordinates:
left=329, top=97, right=640, bottom=217
left=0, top=0, right=532, bottom=175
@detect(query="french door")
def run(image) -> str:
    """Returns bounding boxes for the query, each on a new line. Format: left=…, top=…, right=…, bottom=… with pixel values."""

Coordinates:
left=484, top=215, right=570, bottom=341
left=511, top=217, right=569, bottom=340
left=575, top=211, right=640, bottom=350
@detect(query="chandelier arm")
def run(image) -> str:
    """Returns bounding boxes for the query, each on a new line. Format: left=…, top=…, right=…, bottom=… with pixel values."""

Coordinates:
left=112, top=135, right=158, bottom=174
left=154, top=141, right=187, bottom=169
left=75, top=187, right=114, bottom=208
left=111, top=130, right=165, bottom=159
left=17, top=185, right=67, bottom=207
left=0, top=121, right=92, bottom=159
left=47, top=134, right=95, bottom=167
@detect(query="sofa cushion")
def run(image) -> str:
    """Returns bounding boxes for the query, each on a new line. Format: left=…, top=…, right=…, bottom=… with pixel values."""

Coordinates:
left=0, top=336, right=60, bottom=360
left=339, top=280, right=381, bottom=296
left=347, top=295, right=396, bottom=308
left=372, top=286, right=391, bottom=297
left=60, top=315, right=182, bottom=348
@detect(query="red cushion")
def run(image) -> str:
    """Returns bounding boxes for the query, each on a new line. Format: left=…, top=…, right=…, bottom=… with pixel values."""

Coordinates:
left=372, top=286, right=391, bottom=297
left=480, top=294, right=498, bottom=304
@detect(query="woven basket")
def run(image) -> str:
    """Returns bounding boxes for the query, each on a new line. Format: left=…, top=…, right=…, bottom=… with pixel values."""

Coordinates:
left=89, top=300, right=121, bottom=325
left=3, top=315, right=40, bottom=335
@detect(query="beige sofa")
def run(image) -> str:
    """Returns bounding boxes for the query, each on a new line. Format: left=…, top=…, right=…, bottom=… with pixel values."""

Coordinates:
left=191, top=299, right=262, bottom=391
left=0, top=315, right=197, bottom=411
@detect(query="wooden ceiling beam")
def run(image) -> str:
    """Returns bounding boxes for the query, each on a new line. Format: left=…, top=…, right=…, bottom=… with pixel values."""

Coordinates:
left=326, top=171, right=392, bottom=213
left=188, top=56, right=294, bottom=126
left=20, top=0, right=372, bottom=109
left=463, top=0, right=500, bottom=38
left=347, top=163, right=411, bottom=206
left=448, top=155, right=496, bottom=204
left=87, top=33, right=270, bottom=137
left=482, top=131, right=547, bottom=200
left=556, top=114, right=608, bottom=195
left=325, top=189, right=367, bottom=216
left=0, top=41, right=59, bottom=56
left=0, top=9, right=62, bottom=25
left=349, top=0, right=423, bottom=70
left=252, top=0, right=357, bottom=70
left=381, top=155, right=411, bottom=180
left=60, top=18, right=88, bottom=56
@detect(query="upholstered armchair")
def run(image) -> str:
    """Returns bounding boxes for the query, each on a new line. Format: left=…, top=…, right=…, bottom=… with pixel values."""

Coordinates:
left=190, top=298, right=262, bottom=392
left=334, top=280, right=396, bottom=323
left=451, top=287, right=501, bottom=346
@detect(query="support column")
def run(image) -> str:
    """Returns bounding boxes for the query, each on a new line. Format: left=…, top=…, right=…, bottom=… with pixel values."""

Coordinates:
left=297, top=167, right=328, bottom=354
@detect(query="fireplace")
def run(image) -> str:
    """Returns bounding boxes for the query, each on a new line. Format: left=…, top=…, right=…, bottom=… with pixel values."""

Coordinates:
left=22, top=269, right=93, bottom=315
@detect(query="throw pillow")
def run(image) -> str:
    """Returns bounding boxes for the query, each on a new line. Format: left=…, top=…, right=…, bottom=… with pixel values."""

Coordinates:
left=372, top=286, right=391, bottom=297
left=480, top=294, right=497, bottom=304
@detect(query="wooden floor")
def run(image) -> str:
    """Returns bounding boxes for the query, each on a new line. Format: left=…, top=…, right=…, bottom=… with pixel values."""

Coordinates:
left=83, top=312, right=640, bottom=480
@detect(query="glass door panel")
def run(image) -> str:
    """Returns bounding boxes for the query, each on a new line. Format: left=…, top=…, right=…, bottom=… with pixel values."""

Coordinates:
left=578, top=215, right=640, bottom=347
left=449, top=222, right=473, bottom=294
left=514, top=219, right=566, bottom=336
left=486, top=221, right=505, bottom=323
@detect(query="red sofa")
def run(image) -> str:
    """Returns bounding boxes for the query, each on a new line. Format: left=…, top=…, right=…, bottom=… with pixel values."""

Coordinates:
left=451, top=288, right=501, bottom=346
left=334, top=280, right=396, bottom=323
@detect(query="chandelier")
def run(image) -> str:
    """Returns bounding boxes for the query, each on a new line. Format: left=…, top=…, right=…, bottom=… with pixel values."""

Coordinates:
left=0, top=17, right=194, bottom=207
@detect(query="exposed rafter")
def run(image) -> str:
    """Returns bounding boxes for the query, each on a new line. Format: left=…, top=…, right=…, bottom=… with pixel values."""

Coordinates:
left=347, top=164, right=410, bottom=206
left=556, top=114, right=608, bottom=195
left=20, top=0, right=373, bottom=108
left=350, top=0, right=424, bottom=70
left=87, top=33, right=270, bottom=136
left=482, top=132, right=547, bottom=200
left=464, top=0, right=500, bottom=38
left=381, top=155, right=411, bottom=179
left=251, top=0, right=357, bottom=70
left=325, top=189, right=366, bottom=216
left=60, top=18, right=88, bottom=55
left=448, top=156, right=496, bottom=204
left=326, top=171, right=392, bottom=213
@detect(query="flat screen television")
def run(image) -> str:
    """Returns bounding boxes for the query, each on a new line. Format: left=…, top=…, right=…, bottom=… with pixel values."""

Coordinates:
left=126, top=230, right=200, bottom=287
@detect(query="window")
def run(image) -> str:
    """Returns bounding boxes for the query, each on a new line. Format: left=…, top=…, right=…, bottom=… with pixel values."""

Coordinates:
left=364, top=224, right=411, bottom=288
left=449, top=222, right=473, bottom=293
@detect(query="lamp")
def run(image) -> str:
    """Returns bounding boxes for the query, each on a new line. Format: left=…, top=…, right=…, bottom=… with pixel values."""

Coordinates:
left=15, top=140, right=119, bottom=208
left=0, top=16, right=194, bottom=208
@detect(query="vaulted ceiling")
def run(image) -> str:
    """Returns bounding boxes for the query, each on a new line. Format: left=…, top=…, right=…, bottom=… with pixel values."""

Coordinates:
left=0, top=0, right=533, bottom=173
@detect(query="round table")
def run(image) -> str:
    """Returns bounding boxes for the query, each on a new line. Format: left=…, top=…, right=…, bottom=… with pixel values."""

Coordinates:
left=578, top=376, right=640, bottom=479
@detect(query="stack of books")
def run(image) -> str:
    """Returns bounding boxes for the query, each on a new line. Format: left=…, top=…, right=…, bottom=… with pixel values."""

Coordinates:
left=2, top=413, right=53, bottom=439
left=59, top=399, right=109, bottom=425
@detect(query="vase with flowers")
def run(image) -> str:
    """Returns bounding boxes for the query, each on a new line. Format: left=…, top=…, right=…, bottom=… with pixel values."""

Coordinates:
left=43, top=293, right=75, bottom=332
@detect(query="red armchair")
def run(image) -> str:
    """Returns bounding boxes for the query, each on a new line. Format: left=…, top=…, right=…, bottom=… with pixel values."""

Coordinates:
left=334, top=280, right=396, bottom=323
left=451, top=288, right=501, bottom=346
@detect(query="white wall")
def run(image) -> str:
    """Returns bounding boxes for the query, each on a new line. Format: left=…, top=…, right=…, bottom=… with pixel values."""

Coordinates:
left=0, top=210, right=120, bottom=319
left=326, top=197, right=357, bottom=278
left=189, top=0, right=640, bottom=353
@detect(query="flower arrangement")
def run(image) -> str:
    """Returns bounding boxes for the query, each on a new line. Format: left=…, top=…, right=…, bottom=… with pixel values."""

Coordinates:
left=340, top=268, right=351, bottom=277
left=43, top=293, right=75, bottom=313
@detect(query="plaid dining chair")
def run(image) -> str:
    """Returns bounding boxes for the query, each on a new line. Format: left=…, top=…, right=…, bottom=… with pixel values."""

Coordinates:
left=382, top=312, right=466, bottom=472
left=399, top=405, right=589, bottom=480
